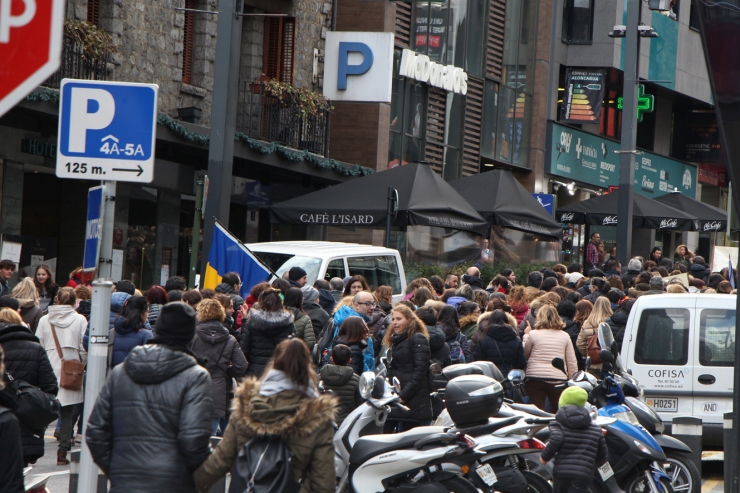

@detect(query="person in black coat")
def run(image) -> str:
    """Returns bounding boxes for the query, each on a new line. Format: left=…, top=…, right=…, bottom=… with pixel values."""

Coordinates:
left=0, top=318, right=58, bottom=466
left=238, top=289, right=295, bottom=377
left=384, top=305, right=432, bottom=431
left=473, top=310, right=526, bottom=375
left=605, top=299, right=634, bottom=352
left=85, top=302, right=213, bottom=493
left=0, top=342, right=24, bottom=493
left=301, top=287, right=329, bottom=338
left=540, top=387, right=608, bottom=493
left=557, top=301, right=585, bottom=371
left=332, top=316, right=369, bottom=375
left=416, top=307, right=450, bottom=368
left=318, top=344, right=361, bottom=425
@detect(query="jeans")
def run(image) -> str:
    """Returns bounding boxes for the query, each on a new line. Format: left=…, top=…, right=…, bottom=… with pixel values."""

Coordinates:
left=59, top=405, right=76, bottom=452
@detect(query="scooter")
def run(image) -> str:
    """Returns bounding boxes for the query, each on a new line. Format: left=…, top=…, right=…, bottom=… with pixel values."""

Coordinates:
left=334, top=366, right=492, bottom=492
left=23, top=467, right=50, bottom=493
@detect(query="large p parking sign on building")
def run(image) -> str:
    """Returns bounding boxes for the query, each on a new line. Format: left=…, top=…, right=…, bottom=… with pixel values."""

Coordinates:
left=323, top=32, right=394, bottom=103
left=56, top=79, right=158, bottom=183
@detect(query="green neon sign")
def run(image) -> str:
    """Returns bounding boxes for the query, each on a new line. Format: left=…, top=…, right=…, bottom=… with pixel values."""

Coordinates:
left=617, top=84, right=655, bottom=122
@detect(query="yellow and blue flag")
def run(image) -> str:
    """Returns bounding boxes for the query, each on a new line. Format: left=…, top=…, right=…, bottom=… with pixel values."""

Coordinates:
left=203, top=223, right=271, bottom=297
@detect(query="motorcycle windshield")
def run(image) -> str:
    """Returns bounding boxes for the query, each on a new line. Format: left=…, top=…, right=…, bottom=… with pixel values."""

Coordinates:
left=599, top=405, right=663, bottom=453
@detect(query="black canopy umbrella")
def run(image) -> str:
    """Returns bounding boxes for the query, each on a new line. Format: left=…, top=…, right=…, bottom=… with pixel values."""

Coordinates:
left=449, top=169, right=562, bottom=238
left=654, top=191, right=727, bottom=233
left=269, top=162, right=488, bottom=234
left=555, top=192, right=699, bottom=231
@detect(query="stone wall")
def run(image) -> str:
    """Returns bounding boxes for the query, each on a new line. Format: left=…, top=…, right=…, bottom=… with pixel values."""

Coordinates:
left=65, top=0, right=330, bottom=129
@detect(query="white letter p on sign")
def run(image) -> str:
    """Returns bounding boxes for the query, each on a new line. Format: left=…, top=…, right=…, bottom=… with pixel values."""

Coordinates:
left=68, top=87, right=116, bottom=153
left=0, top=0, right=36, bottom=43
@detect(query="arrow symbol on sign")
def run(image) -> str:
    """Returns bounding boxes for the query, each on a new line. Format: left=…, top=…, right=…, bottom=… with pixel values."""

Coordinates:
left=112, top=165, right=144, bottom=176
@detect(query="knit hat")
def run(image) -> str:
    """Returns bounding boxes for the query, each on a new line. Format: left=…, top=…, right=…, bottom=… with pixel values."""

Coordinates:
left=559, top=386, right=588, bottom=408
left=149, top=302, right=197, bottom=348
left=289, top=266, right=307, bottom=282
left=301, top=285, right=319, bottom=302
left=565, top=272, right=584, bottom=284
left=649, top=276, right=664, bottom=288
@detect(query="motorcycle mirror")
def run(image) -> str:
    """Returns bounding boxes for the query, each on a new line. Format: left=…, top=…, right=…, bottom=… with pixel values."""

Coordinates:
left=574, top=371, right=586, bottom=382
left=551, top=357, right=567, bottom=375
left=372, top=376, right=386, bottom=399
left=507, top=369, right=526, bottom=383
left=600, top=349, right=615, bottom=364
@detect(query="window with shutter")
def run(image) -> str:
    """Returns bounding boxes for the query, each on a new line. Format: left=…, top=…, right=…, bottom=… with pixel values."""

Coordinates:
left=395, top=1, right=412, bottom=48
left=182, top=0, right=195, bottom=85
left=487, top=0, right=506, bottom=81
left=462, top=75, right=484, bottom=176
left=262, top=17, right=295, bottom=84
left=87, top=0, right=101, bottom=26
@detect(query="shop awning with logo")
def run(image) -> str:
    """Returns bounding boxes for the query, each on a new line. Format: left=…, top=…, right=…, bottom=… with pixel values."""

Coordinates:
left=555, top=192, right=699, bottom=231
left=449, top=169, right=562, bottom=238
left=654, top=191, right=727, bottom=232
left=269, top=162, right=489, bottom=235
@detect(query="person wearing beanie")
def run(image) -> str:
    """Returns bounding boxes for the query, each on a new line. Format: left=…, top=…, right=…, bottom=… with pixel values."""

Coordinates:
left=86, top=302, right=214, bottom=493
left=288, top=266, right=308, bottom=288
left=540, top=386, right=608, bottom=493
left=302, top=286, right=330, bottom=338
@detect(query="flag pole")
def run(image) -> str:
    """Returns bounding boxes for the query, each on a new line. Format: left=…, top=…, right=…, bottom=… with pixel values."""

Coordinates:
left=212, top=217, right=280, bottom=279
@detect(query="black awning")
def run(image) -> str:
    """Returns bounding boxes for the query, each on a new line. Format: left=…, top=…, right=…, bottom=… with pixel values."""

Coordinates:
left=269, top=162, right=488, bottom=234
left=450, top=169, right=562, bottom=238
left=556, top=192, right=699, bottom=231
left=654, top=192, right=727, bottom=233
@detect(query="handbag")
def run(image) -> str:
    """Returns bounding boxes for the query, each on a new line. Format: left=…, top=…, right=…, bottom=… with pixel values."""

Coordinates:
left=4, top=372, right=61, bottom=431
left=587, top=332, right=602, bottom=364
left=50, top=323, right=85, bottom=391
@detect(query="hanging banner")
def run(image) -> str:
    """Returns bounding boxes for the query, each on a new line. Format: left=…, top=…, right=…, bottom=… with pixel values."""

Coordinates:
left=560, top=68, right=605, bottom=124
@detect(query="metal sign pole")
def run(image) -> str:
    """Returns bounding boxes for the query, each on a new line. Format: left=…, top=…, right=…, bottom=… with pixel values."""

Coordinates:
left=78, top=280, right=113, bottom=493
left=97, top=181, right=116, bottom=280
left=189, top=180, right=204, bottom=288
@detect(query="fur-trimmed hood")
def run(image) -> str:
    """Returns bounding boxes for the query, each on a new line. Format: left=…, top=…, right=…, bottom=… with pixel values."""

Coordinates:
left=459, top=314, right=479, bottom=329
left=232, top=377, right=337, bottom=440
left=244, top=308, right=294, bottom=334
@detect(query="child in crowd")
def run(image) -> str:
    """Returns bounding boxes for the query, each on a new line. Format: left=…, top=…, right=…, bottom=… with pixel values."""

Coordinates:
left=319, top=344, right=362, bottom=425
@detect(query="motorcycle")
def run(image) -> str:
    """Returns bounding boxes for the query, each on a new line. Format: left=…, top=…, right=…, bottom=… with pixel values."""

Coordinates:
left=23, top=467, right=50, bottom=493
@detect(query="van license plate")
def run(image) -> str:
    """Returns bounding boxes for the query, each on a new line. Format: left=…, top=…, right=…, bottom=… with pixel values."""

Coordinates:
left=646, top=398, right=678, bottom=413
left=598, top=462, right=615, bottom=481
left=476, top=464, right=497, bottom=486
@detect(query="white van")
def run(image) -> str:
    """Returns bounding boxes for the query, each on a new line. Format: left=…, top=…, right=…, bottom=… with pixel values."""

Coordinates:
left=620, top=293, right=736, bottom=447
left=246, top=241, right=407, bottom=304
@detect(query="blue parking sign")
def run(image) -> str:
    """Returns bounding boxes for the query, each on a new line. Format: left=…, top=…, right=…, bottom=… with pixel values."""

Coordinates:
left=56, top=79, right=158, bottom=183
left=83, top=186, right=104, bottom=272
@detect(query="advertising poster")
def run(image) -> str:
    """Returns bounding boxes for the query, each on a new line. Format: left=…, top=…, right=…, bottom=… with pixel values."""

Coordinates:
left=672, top=111, right=722, bottom=162
left=560, top=68, right=605, bottom=124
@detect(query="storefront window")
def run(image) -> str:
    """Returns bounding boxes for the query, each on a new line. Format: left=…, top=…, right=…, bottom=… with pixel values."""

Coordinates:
left=389, top=49, right=428, bottom=167
left=447, top=0, right=468, bottom=68
left=412, top=2, right=448, bottom=63
left=562, top=0, right=594, bottom=44
left=442, top=92, right=464, bottom=179
left=480, top=80, right=499, bottom=160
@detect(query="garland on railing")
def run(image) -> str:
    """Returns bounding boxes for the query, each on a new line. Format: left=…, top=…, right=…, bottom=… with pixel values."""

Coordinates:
left=25, top=88, right=60, bottom=104
left=157, top=114, right=374, bottom=177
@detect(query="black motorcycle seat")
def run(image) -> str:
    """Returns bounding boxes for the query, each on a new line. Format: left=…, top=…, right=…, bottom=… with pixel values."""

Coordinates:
left=534, top=428, right=551, bottom=441
left=349, top=426, right=447, bottom=465
left=450, top=415, right=522, bottom=436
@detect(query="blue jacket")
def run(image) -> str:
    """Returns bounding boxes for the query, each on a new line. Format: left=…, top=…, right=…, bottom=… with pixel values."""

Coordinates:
left=332, top=306, right=374, bottom=371
left=109, top=317, right=153, bottom=368
left=83, top=292, right=151, bottom=350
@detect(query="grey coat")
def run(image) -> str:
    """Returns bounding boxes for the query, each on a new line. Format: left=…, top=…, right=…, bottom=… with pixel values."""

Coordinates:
left=190, top=320, right=248, bottom=418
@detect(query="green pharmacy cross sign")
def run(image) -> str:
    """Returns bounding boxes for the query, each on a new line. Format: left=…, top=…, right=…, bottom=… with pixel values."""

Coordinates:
left=617, top=84, right=655, bottom=122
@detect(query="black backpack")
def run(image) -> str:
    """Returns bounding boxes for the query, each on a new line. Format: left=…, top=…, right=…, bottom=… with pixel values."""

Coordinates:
left=229, top=434, right=301, bottom=493
left=312, top=319, right=335, bottom=366
left=3, top=372, right=60, bottom=431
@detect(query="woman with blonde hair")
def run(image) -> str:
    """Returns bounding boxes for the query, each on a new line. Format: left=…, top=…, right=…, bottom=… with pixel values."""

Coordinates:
left=12, top=278, right=43, bottom=333
left=0, top=307, right=25, bottom=325
left=674, top=244, right=694, bottom=269
left=577, top=297, right=613, bottom=377
left=384, top=304, right=432, bottom=431
left=523, top=305, right=578, bottom=410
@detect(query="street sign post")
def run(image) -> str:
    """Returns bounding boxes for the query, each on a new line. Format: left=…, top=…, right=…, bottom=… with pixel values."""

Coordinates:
left=82, top=186, right=104, bottom=272
left=0, top=0, right=64, bottom=118
left=56, top=79, right=158, bottom=183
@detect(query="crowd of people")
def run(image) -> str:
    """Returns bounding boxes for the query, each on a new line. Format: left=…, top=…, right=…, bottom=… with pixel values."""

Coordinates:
left=0, top=247, right=734, bottom=491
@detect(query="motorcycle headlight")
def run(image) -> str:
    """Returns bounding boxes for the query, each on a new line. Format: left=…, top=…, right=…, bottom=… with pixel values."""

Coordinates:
left=634, top=440, right=652, bottom=455
left=614, top=411, right=641, bottom=426
left=629, top=397, right=665, bottom=433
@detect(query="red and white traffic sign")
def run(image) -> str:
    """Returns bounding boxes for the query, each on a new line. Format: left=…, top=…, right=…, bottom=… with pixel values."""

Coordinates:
left=0, top=0, right=65, bottom=117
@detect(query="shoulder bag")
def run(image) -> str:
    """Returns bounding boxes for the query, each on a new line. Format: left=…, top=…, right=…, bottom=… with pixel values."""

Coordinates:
left=587, top=331, right=602, bottom=364
left=50, top=323, right=85, bottom=391
left=4, top=372, right=60, bottom=431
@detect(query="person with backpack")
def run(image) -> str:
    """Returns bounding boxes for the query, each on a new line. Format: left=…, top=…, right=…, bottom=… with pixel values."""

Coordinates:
left=239, top=288, right=295, bottom=377
left=435, top=305, right=473, bottom=365
left=85, top=302, right=214, bottom=493
left=315, top=291, right=375, bottom=369
left=189, top=299, right=248, bottom=436
left=473, top=309, right=526, bottom=376
left=331, top=317, right=370, bottom=375
left=35, top=287, right=87, bottom=465
left=194, top=338, right=337, bottom=493
left=319, top=344, right=361, bottom=425
left=0, top=308, right=58, bottom=467
left=284, top=287, right=317, bottom=352
left=576, top=297, right=613, bottom=378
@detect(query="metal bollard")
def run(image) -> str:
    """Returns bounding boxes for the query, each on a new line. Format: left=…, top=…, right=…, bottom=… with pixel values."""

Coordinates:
left=69, top=450, right=108, bottom=493
left=724, top=412, right=733, bottom=491
left=209, top=436, right=226, bottom=493
left=671, top=416, right=702, bottom=478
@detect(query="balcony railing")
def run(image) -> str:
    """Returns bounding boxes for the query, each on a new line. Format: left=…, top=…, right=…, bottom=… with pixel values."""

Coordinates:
left=237, top=81, right=329, bottom=156
left=42, top=33, right=109, bottom=89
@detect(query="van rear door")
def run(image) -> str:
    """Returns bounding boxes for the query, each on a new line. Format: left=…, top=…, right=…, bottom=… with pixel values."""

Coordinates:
left=693, top=299, right=735, bottom=427
left=626, top=297, right=694, bottom=424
